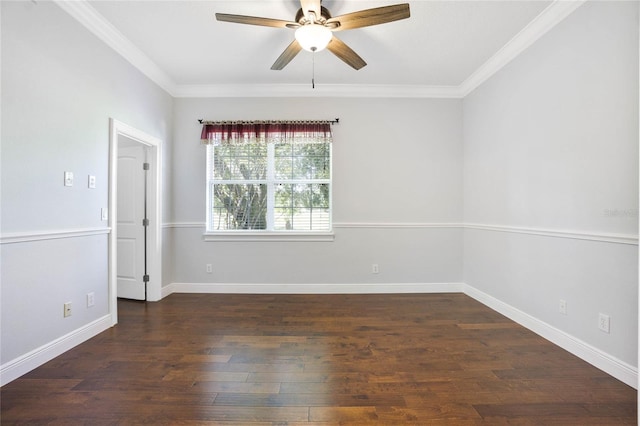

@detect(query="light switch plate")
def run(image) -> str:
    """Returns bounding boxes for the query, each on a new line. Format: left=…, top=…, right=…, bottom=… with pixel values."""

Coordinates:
left=101, top=207, right=108, bottom=221
left=88, top=175, right=96, bottom=189
left=64, top=171, right=74, bottom=187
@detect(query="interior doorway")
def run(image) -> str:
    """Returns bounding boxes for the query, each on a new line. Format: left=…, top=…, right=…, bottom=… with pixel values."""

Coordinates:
left=117, top=137, right=149, bottom=301
left=108, top=119, right=162, bottom=325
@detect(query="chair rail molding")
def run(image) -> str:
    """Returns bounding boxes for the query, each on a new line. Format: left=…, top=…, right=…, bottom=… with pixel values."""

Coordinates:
left=0, top=228, right=110, bottom=244
left=465, top=223, right=638, bottom=246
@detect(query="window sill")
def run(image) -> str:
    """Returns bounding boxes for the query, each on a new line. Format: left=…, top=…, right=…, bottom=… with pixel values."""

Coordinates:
left=203, top=231, right=335, bottom=242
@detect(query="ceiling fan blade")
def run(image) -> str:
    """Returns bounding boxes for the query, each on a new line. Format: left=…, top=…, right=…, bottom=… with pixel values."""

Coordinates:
left=216, top=13, right=298, bottom=29
left=326, top=4, right=410, bottom=31
left=326, top=36, right=367, bottom=70
left=300, top=0, right=322, bottom=22
left=271, top=40, right=303, bottom=70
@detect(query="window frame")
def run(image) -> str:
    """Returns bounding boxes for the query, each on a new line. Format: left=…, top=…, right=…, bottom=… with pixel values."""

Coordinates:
left=204, top=141, right=334, bottom=242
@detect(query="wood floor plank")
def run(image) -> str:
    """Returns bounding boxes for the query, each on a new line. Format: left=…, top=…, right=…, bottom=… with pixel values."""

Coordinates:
left=1, top=293, right=636, bottom=424
left=474, top=402, right=591, bottom=417
left=213, top=391, right=406, bottom=407
left=309, top=406, right=379, bottom=422
left=193, top=380, right=281, bottom=394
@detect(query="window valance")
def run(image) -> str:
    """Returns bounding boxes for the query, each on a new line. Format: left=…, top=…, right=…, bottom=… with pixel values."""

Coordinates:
left=200, top=120, right=333, bottom=145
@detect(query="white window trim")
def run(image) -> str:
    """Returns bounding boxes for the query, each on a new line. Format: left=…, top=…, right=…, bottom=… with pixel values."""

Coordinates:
left=205, top=142, right=333, bottom=239
left=203, top=231, right=335, bottom=242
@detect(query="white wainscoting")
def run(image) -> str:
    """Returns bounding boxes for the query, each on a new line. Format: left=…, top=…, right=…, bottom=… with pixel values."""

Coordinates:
left=162, top=221, right=638, bottom=389
left=1, top=228, right=112, bottom=385
left=3, top=223, right=637, bottom=388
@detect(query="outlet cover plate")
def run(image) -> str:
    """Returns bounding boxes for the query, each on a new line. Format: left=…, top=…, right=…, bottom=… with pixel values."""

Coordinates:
left=63, top=302, right=72, bottom=317
left=598, top=313, right=610, bottom=333
left=87, top=292, right=95, bottom=307
left=559, top=299, right=567, bottom=315
left=64, top=171, right=74, bottom=187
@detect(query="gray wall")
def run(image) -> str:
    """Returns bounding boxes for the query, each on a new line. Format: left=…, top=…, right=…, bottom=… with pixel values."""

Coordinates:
left=463, top=1, right=639, bottom=366
left=169, top=97, right=464, bottom=285
left=1, top=0, right=637, bottom=384
left=1, top=2, right=173, bottom=364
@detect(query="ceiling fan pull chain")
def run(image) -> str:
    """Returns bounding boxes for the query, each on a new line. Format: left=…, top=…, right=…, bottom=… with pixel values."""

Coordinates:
left=312, top=52, right=316, bottom=89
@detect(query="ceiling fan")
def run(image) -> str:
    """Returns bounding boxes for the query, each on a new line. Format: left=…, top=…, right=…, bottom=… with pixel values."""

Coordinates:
left=215, top=0, right=410, bottom=71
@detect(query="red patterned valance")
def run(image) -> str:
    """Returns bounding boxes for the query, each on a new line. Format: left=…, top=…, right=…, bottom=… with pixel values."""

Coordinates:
left=200, top=120, right=333, bottom=145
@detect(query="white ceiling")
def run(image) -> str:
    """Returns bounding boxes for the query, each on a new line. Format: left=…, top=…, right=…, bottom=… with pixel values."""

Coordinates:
left=59, top=1, right=585, bottom=97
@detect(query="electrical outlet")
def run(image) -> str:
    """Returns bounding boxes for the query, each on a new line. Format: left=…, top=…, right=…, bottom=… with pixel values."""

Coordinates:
left=63, top=302, right=72, bottom=317
left=88, top=175, right=96, bottom=189
left=206, top=264, right=212, bottom=274
left=87, top=292, right=95, bottom=307
left=598, top=313, right=610, bottom=333
left=559, top=299, right=567, bottom=315
left=372, top=264, right=379, bottom=274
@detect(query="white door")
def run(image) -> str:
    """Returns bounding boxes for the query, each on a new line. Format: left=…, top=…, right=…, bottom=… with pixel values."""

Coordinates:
left=117, top=141, right=148, bottom=300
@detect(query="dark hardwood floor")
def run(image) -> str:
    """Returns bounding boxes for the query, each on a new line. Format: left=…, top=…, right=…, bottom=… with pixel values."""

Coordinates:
left=1, top=293, right=636, bottom=424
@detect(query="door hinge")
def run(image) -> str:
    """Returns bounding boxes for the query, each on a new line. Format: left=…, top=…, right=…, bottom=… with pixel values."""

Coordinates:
left=143, top=274, right=150, bottom=283
left=143, top=162, right=150, bottom=171
left=142, top=218, right=150, bottom=227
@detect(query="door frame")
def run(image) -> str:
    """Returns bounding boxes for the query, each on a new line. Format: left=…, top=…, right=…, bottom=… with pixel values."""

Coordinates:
left=108, top=118, right=162, bottom=325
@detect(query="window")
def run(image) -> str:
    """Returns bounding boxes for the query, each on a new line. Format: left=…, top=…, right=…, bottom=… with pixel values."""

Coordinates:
left=202, top=121, right=332, bottom=235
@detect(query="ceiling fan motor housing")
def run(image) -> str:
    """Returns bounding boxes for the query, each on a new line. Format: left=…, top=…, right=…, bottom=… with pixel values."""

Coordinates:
left=295, top=6, right=332, bottom=25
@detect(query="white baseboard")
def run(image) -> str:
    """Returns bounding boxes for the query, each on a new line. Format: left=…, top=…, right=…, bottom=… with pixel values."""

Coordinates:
left=463, top=284, right=638, bottom=389
left=164, top=282, right=465, bottom=295
left=0, top=315, right=111, bottom=386
left=161, top=282, right=175, bottom=299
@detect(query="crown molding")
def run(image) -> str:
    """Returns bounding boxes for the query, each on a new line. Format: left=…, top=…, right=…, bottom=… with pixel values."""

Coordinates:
left=53, top=0, right=177, bottom=96
left=172, top=83, right=464, bottom=98
left=459, top=0, right=586, bottom=97
left=55, top=0, right=584, bottom=99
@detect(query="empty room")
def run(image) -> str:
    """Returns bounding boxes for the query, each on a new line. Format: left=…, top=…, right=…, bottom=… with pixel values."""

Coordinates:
left=1, top=0, right=638, bottom=424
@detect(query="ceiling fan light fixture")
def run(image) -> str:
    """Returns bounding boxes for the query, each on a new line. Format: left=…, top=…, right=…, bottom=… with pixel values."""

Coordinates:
left=295, top=24, right=332, bottom=52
